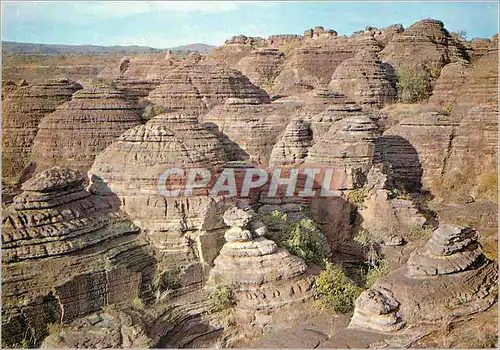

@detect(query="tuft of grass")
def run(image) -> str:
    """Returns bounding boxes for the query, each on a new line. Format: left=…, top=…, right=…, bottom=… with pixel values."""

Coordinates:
left=131, top=297, right=145, bottom=310
left=346, top=188, right=368, bottom=206
left=208, top=285, right=235, bottom=313
left=474, top=171, right=498, bottom=202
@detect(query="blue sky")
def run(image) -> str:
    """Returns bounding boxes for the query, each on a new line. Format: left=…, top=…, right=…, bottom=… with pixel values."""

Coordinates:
left=2, top=1, right=498, bottom=48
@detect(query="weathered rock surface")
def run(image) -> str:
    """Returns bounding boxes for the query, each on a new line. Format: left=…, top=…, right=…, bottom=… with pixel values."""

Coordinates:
left=351, top=224, right=498, bottom=332
left=208, top=205, right=314, bottom=309
left=328, top=50, right=396, bottom=107
left=89, top=112, right=229, bottom=291
left=2, top=80, right=18, bottom=99
left=381, top=19, right=467, bottom=78
left=365, top=24, right=404, bottom=48
left=428, top=60, right=470, bottom=107
left=407, top=224, right=483, bottom=276
left=349, top=288, right=404, bottom=332
left=207, top=36, right=266, bottom=67
left=1, top=78, right=82, bottom=185
left=382, top=111, right=459, bottom=193
left=273, top=34, right=381, bottom=93
left=31, top=85, right=142, bottom=174
left=234, top=49, right=285, bottom=91
left=269, top=119, right=313, bottom=166
left=148, top=58, right=270, bottom=115
left=1, top=167, right=155, bottom=346
left=202, top=98, right=291, bottom=166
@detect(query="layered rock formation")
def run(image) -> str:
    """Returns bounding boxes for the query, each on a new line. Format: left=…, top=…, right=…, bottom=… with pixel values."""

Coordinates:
left=428, top=60, right=470, bottom=107
left=269, top=119, right=313, bottom=166
left=2, top=80, right=18, bottom=99
left=31, top=85, right=142, bottom=174
left=89, top=112, right=229, bottom=291
left=1, top=167, right=155, bottom=346
left=364, top=24, right=404, bottom=48
left=381, top=19, right=467, bottom=78
left=234, top=49, right=285, bottom=91
left=208, top=205, right=314, bottom=309
left=1, top=79, right=82, bottom=185
left=328, top=50, right=396, bottom=107
left=273, top=34, right=381, bottom=93
left=441, top=105, right=498, bottom=201
left=207, top=36, right=266, bottom=67
left=202, top=98, right=291, bottom=166
left=147, top=58, right=270, bottom=115
left=350, top=224, right=497, bottom=332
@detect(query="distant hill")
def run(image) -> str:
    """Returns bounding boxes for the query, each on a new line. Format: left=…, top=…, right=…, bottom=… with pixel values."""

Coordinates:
left=2, top=41, right=216, bottom=54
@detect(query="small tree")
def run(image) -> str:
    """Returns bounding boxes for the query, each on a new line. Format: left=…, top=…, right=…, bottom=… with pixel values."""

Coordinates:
left=142, top=104, right=166, bottom=121
left=208, top=285, right=235, bottom=313
left=396, top=65, right=432, bottom=103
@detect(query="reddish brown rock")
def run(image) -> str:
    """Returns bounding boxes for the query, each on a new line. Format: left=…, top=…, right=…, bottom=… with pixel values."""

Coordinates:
left=148, top=58, right=270, bottom=116
left=1, top=167, right=155, bottom=347
left=202, top=98, right=291, bottom=166
left=428, top=60, right=470, bottom=108
left=2, top=80, right=18, bottom=99
left=207, top=36, right=267, bottom=67
left=381, top=19, right=468, bottom=78
left=1, top=78, right=83, bottom=185
left=234, top=48, right=285, bottom=91
left=328, top=50, right=396, bottom=107
left=31, top=85, right=142, bottom=174
left=89, top=112, right=229, bottom=292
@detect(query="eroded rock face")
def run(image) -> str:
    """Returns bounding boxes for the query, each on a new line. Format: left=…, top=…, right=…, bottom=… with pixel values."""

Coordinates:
left=428, top=60, right=470, bottom=108
left=365, top=24, right=404, bottom=48
left=407, top=225, right=483, bottom=276
left=202, top=98, right=292, bottom=166
left=270, top=119, right=313, bottom=166
left=273, top=34, right=381, bottom=93
left=31, top=86, right=142, bottom=175
left=89, top=112, right=229, bottom=291
left=351, top=224, right=498, bottom=332
left=207, top=36, right=267, bottom=67
left=234, top=49, right=285, bottom=91
left=305, top=114, right=381, bottom=189
left=2, top=80, right=18, bottom=99
left=1, top=167, right=154, bottom=346
left=381, top=19, right=467, bottom=78
left=148, top=58, right=270, bottom=115
left=382, top=111, right=459, bottom=193
left=441, top=105, right=498, bottom=202
left=349, top=288, right=404, bottom=332
left=328, top=50, right=396, bottom=108
left=1, top=78, right=82, bottom=185
left=208, top=204, right=314, bottom=309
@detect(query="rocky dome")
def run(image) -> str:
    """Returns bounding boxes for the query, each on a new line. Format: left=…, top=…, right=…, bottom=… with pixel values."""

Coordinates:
left=381, top=19, right=467, bottom=77
left=147, top=58, right=270, bottom=115
left=269, top=119, right=313, bottom=166
left=328, top=50, right=396, bottom=107
left=428, top=60, right=470, bottom=107
left=234, top=48, right=285, bottom=91
left=1, top=78, right=82, bottom=185
left=31, top=85, right=142, bottom=174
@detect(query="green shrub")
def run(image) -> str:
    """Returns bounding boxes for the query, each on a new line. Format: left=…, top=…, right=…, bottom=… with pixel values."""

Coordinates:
left=346, top=188, right=368, bottom=206
left=131, top=297, right=145, bottom=309
left=152, top=269, right=181, bottom=303
left=208, top=285, right=235, bottom=313
left=396, top=65, right=432, bottom=103
left=262, top=211, right=330, bottom=266
left=142, top=104, right=166, bottom=121
left=314, top=261, right=362, bottom=313
left=365, top=259, right=390, bottom=288
left=91, top=78, right=117, bottom=89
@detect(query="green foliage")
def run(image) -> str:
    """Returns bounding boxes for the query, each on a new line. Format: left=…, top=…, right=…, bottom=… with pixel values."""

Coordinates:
left=208, top=285, right=235, bottom=313
left=346, top=188, right=368, bottom=206
left=131, top=297, right=145, bottom=309
left=408, top=224, right=433, bottom=240
left=364, top=259, right=390, bottom=288
left=91, top=77, right=117, bottom=89
left=142, top=104, right=166, bottom=121
left=314, top=261, right=362, bottom=313
left=387, top=188, right=412, bottom=200
left=354, top=229, right=390, bottom=287
left=262, top=211, right=330, bottom=266
left=396, top=65, right=432, bottom=103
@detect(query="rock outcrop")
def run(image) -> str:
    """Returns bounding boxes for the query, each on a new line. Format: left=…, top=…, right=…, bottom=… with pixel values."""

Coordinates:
left=407, top=225, right=483, bottom=276
left=147, top=58, right=270, bottom=115
left=269, top=119, right=313, bottom=166
left=273, top=34, right=381, bottom=93
left=234, top=49, right=285, bottom=91
left=2, top=80, right=18, bottom=99
left=328, top=50, right=396, bottom=107
left=428, top=60, right=470, bottom=107
left=89, top=112, right=229, bottom=292
left=202, top=98, right=291, bottom=166
left=1, top=79, right=82, bottom=185
left=1, top=167, right=155, bottom=346
left=208, top=205, right=314, bottom=309
left=349, top=288, right=405, bottom=332
left=381, top=19, right=467, bottom=78
left=350, top=224, right=498, bottom=332
left=31, top=85, right=142, bottom=174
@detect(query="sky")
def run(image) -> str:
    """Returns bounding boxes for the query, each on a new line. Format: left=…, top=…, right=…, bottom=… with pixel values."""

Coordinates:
left=2, top=1, right=498, bottom=48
